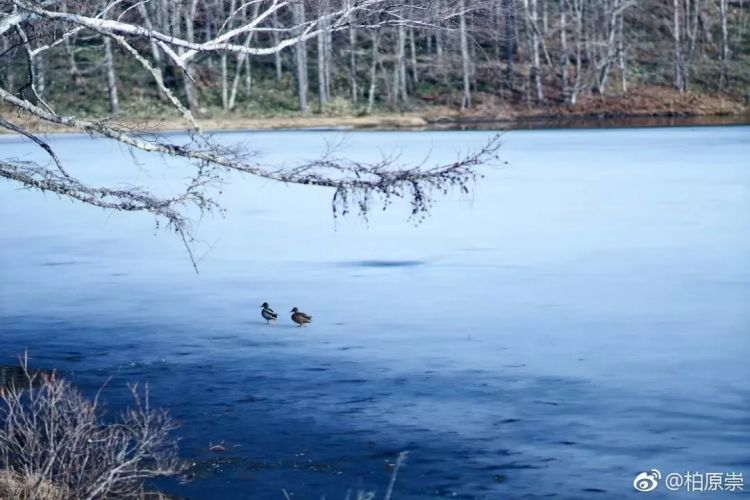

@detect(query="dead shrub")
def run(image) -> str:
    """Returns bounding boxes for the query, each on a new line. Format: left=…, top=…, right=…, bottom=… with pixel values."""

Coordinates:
left=0, top=355, right=183, bottom=500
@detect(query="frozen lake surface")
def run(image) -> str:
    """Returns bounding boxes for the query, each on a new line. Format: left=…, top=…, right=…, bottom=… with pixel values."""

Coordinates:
left=1, top=127, right=749, bottom=499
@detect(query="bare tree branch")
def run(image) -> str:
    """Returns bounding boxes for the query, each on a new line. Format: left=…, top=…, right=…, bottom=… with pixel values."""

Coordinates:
left=0, top=0, right=503, bottom=271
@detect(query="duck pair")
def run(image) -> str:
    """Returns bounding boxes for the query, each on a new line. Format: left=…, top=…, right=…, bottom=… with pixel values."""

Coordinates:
left=260, top=302, right=312, bottom=327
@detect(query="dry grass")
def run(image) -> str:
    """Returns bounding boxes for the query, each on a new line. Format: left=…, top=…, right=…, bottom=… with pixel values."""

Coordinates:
left=0, top=469, right=66, bottom=500
left=559, top=85, right=748, bottom=117
left=2, top=85, right=745, bottom=137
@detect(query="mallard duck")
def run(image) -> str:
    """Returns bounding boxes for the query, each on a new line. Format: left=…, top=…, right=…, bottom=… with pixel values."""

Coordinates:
left=260, top=302, right=278, bottom=324
left=290, top=307, right=312, bottom=327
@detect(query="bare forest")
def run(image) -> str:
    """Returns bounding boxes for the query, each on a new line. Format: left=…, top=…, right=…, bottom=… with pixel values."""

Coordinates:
left=2, top=0, right=748, bottom=125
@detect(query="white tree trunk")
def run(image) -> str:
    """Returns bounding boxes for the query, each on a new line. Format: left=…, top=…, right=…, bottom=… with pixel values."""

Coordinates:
left=618, top=10, right=627, bottom=93
left=317, top=8, right=328, bottom=108
left=103, top=36, right=119, bottom=114
left=136, top=3, right=163, bottom=79
left=673, top=0, right=686, bottom=92
left=350, top=24, right=358, bottom=103
left=505, top=0, right=515, bottom=90
left=395, top=22, right=407, bottom=102
left=182, top=0, right=199, bottom=110
left=272, top=9, right=282, bottom=83
left=560, top=0, right=569, bottom=98
left=596, top=0, right=621, bottom=94
left=524, top=0, right=544, bottom=102
left=569, top=0, right=584, bottom=106
left=228, top=4, right=260, bottom=111
left=408, top=27, right=418, bottom=85
left=459, top=0, right=472, bottom=109
left=367, top=31, right=379, bottom=114
left=719, top=0, right=729, bottom=90
left=293, top=2, right=309, bottom=113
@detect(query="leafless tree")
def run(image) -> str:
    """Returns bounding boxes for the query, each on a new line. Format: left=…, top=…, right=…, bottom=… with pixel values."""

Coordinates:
left=559, top=0, right=569, bottom=98
left=504, top=0, right=515, bottom=90
left=102, top=36, right=120, bottom=114
left=0, top=0, right=503, bottom=271
left=2, top=1, right=746, bottom=112
left=458, top=0, right=472, bottom=109
left=672, top=0, right=688, bottom=92
left=522, top=0, right=544, bottom=102
left=719, top=0, right=730, bottom=89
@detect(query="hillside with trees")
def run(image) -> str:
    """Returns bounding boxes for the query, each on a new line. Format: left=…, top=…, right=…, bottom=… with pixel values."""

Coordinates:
left=1, top=0, right=749, bottom=130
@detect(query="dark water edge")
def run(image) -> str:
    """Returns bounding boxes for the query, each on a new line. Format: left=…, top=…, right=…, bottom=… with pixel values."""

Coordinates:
left=1, top=113, right=747, bottom=140
left=426, top=113, right=750, bottom=131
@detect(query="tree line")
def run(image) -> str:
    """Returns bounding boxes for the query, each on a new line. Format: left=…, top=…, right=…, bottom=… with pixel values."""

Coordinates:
left=1, top=0, right=748, bottom=118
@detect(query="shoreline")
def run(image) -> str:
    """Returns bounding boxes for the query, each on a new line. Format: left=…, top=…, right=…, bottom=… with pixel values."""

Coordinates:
left=1, top=111, right=748, bottom=136
left=3, top=85, right=749, bottom=135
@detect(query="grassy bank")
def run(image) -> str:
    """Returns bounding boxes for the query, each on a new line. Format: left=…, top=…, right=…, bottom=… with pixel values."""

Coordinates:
left=2, top=84, right=748, bottom=135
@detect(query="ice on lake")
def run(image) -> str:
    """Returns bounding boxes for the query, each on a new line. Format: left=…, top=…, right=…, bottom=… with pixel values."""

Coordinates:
left=1, top=126, right=749, bottom=498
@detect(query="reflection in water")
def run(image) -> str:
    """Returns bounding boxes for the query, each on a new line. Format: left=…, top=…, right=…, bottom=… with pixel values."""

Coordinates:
left=0, top=365, right=49, bottom=389
left=426, top=113, right=750, bottom=131
left=339, top=260, right=426, bottom=268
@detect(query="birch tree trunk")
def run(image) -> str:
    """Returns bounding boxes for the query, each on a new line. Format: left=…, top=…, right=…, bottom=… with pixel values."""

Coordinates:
left=35, top=55, right=46, bottom=98
left=182, top=0, right=199, bottom=110
left=245, top=54, right=251, bottom=96
left=393, top=22, right=408, bottom=104
left=325, top=28, right=333, bottom=100
left=272, top=9, right=283, bottom=83
left=204, top=0, right=213, bottom=70
left=409, top=27, right=419, bottom=85
left=221, top=0, right=236, bottom=111
left=618, top=9, right=627, bottom=93
left=435, top=0, right=446, bottom=84
left=436, top=30, right=445, bottom=84
left=1, top=36, right=13, bottom=91
left=459, top=0, right=472, bottom=109
left=494, top=1, right=503, bottom=61
left=596, top=0, right=621, bottom=94
left=719, top=0, right=729, bottom=90
left=136, top=3, right=164, bottom=81
left=63, top=29, right=80, bottom=83
left=366, top=31, right=380, bottom=114
left=524, top=0, right=544, bottom=102
left=317, top=5, right=329, bottom=108
left=103, top=37, right=120, bottom=114
left=350, top=24, right=358, bottom=103
left=505, top=0, right=515, bottom=90
left=293, top=1, right=309, bottom=113
left=398, top=23, right=408, bottom=101
left=221, top=53, right=229, bottom=109
left=378, top=41, right=393, bottom=105
left=560, top=0, right=569, bottom=99
left=673, top=0, right=686, bottom=92
left=687, top=0, right=701, bottom=59
left=228, top=3, right=260, bottom=111
left=569, top=0, right=584, bottom=105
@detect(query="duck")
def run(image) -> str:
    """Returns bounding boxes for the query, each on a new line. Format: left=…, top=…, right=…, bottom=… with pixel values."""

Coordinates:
left=260, top=302, right=278, bottom=324
left=290, top=307, right=312, bottom=327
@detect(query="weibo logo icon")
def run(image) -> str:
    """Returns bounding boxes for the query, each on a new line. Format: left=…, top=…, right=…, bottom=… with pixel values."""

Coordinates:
left=633, top=469, right=661, bottom=492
